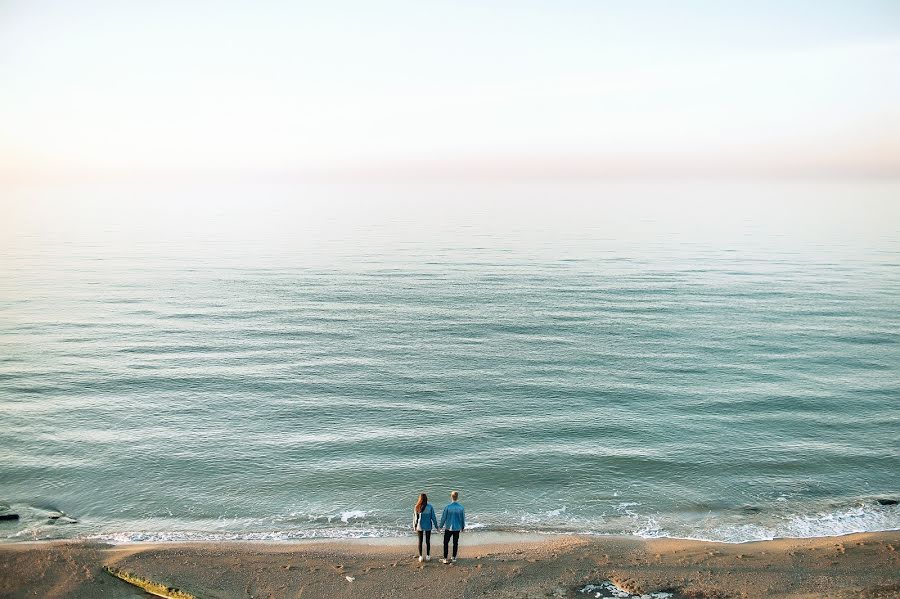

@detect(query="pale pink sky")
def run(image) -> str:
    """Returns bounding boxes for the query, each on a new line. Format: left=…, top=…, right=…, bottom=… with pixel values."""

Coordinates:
left=2, top=1, right=899, bottom=181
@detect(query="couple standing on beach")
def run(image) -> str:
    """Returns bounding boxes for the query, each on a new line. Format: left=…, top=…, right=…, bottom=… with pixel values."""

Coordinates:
left=413, top=491, right=465, bottom=564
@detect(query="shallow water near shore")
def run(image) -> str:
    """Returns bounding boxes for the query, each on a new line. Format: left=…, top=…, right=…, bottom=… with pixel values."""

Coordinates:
left=1, top=180, right=899, bottom=544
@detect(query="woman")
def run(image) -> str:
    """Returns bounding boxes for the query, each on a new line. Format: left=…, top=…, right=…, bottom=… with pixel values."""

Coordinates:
left=413, top=492, right=439, bottom=562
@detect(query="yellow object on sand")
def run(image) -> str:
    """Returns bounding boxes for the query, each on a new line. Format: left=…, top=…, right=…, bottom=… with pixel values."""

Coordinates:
left=103, top=566, right=199, bottom=599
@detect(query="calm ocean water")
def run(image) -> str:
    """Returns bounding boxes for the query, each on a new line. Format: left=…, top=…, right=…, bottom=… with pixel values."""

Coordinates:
left=1, top=181, right=899, bottom=544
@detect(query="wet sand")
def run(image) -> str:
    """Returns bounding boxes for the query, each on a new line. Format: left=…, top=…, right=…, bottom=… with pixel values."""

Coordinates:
left=1, top=531, right=899, bottom=598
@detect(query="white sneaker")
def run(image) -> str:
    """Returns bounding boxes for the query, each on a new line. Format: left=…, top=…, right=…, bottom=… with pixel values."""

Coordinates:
left=451, top=557, right=457, bottom=563
left=417, top=556, right=423, bottom=563
left=425, top=555, right=431, bottom=562
left=441, top=558, right=450, bottom=564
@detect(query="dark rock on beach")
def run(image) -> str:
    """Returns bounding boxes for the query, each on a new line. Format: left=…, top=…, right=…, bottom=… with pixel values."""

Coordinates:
left=876, top=498, right=898, bottom=506
left=47, top=512, right=78, bottom=524
left=0, top=513, right=20, bottom=521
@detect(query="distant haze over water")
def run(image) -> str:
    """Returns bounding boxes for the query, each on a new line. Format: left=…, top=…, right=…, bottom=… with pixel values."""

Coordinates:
left=1, top=180, right=899, bottom=543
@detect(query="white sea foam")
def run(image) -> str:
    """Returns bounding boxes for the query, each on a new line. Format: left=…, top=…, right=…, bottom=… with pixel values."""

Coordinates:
left=518, top=506, right=572, bottom=525
left=87, top=527, right=399, bottom=545
left=69, top=503, right=900, bottom=546
left=301, top=510, right=369, bottom=525
left=13, top=501, right=898, bottom=545
left=340, top=510, right=367, bottom=523
left=626, top=503, right=900, bottom=544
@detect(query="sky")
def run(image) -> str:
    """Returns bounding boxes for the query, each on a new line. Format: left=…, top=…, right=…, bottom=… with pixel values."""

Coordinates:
left=1, top=0, right=899, bottom=181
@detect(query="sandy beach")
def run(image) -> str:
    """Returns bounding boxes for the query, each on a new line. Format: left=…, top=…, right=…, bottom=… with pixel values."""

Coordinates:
left=1, top=531, right=898, bottom=598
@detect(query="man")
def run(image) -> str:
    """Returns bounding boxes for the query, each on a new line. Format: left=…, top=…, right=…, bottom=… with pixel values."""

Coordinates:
left=438, top=490, right=465, bottom=564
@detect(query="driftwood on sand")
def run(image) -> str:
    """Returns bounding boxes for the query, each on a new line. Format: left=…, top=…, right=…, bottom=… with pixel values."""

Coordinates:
left=103, top=566, right=199, bottom=599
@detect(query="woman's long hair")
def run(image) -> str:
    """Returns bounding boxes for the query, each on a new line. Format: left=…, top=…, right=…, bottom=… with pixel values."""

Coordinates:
left=415, top=493, right=428, bottom=514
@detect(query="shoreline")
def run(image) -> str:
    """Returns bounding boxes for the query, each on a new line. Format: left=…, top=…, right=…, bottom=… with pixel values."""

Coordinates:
left=5, top=526, right=900, bottom=547
left=2, top=531, right=898, bottom=598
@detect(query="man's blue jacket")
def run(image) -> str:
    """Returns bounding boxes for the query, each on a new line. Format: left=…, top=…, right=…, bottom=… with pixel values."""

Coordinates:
left=439, top=501, right=465, bottom=531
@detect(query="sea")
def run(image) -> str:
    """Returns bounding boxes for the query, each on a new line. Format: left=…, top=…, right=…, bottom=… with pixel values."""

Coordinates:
left=1, top=180, right=898, bottom=544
